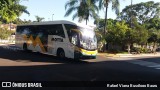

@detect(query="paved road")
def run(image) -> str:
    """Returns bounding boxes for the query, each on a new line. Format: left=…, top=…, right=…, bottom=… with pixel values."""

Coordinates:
left=0, top=44, right=160, bottom=82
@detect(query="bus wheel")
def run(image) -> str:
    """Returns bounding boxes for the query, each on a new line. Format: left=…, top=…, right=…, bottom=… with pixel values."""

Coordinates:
left=23, top=43, right=28, bottom=51
left=57, top=49, right=65, bottom=58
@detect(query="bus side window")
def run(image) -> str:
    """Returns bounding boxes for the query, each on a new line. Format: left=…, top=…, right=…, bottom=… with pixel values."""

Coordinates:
left=64, top=24, right=77, bottom=42
left=47, top=24, right=65, bottom=38
left=56, top=24, right=65, bottom=38
left=16, top=26, right=21, bottom=34
left=17, top=26, right=27, bottom=34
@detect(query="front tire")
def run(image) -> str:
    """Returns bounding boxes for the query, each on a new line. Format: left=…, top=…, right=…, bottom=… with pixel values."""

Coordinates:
left=91, top=56, right=96, bottom=59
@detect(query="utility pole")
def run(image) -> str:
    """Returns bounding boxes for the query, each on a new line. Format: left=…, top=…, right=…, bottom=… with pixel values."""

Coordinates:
left=52, top=14, right=54, bottom=21
left=130, top=0, right=133, bottom=28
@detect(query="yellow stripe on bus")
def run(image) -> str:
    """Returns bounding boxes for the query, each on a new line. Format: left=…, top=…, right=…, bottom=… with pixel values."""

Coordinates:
left=23, top=35, right=46, bottom=53
left=75, top=46, right=97, bottom=55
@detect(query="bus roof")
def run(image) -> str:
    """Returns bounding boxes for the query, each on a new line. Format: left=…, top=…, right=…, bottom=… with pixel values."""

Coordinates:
left=18, top=20, right=94, bottom=30
left=18, top=20, right=76, bottom=26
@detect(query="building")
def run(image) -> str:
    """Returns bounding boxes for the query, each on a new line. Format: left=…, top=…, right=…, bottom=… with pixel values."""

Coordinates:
left=0, top=23, right=17, bottom=31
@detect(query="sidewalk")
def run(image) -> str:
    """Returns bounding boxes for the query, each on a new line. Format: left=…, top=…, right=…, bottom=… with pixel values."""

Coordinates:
left=98, top=53, right=160, bottom=58
left=0, top=42, right=15, bottom=46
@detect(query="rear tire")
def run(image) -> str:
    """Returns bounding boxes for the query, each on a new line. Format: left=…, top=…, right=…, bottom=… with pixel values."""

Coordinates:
left=23, top=43, right=29, bottom=52
left=57, top=49, right=65, bottom=59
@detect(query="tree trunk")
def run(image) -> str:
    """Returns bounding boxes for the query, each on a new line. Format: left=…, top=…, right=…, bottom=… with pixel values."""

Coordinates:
left=86, top=19, right=87, bottom=25
left=127, top=44, right=131, bottom=54
left=102, top=3, right=108, bottom=52
left=104, top=4, right=108, bottom=36
left=10, top=21, right=12, bottom=31
left=152, top=42, right=157, bottom=53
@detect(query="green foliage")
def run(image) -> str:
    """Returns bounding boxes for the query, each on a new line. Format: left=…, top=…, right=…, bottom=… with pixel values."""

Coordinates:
left=106, top=20, right=130, bottom=45
left=118, top=1, right=160, bottom=24
left=0, top=28, right=13, bottom=40
left=124, top=28, right=137, bottom=44
left=13, top=18, right=32, bottom=25
left=65, top=0, right=99, bottom=25
left=35, top=16, right=44, bottom=22
left=132, top=47, right=151, bottom=53
left=104, top=19, right=149, bottom=53
left=145, top=17, right=160, bottom=30
left=93, top=1, right=159, bottom=53
left=129, top=17, right=149, bottom=45
left=0, top=0, right=29, bottom=23
left=98, top=0, right=120, bottom=15
left=98, top=0, right=121, bottom=38
left=148, top=29, right=160, bottom=43
left=94, top=18, right=117, bottom=32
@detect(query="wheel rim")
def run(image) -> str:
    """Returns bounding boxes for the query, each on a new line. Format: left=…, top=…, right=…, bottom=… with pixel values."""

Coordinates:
left=23, top=44, right=27, bottom=51
left=59, top=51, right=65, bottom=58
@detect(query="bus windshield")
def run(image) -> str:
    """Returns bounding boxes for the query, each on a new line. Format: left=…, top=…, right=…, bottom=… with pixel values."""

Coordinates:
left=70, top=26, right=97, bottom=50
left=79, top=27, right=97, bottom=50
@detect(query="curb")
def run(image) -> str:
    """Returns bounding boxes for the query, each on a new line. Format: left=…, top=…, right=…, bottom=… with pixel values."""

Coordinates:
left=98, top=53, right=120, bottom=57
left=106, top=54, right=120, bottom=57
left=98, top=53, right=160, bottom=58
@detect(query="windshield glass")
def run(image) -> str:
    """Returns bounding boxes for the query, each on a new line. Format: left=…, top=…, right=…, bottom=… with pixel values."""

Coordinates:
left=65, top=24, right=97, bottom=50
left=79, top=27, right=97, bottom=50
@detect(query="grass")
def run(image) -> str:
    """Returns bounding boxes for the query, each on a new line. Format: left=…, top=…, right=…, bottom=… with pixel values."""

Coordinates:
left=98, top=51, right=129, bottom=54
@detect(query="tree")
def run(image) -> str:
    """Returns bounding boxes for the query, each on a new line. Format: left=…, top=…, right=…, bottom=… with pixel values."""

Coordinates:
left=124, top=28, right=137, bottom=53
left=0, top=0, right=29, bottom=23
left=145, top=17, right=160, bottom=30
left=64, top=0, right=99, bottom=25
left=94, top=18, right=116, bottom=43
left=104, top=19, right=148, bottom=53
left=148, top=29, right=160, bottom=53
left=94, top=18, right=117, bottom=51
left=13, top=18, right=32, bottom=24
left=98, top=0, right=120, bottom=35
left=117, top=1, right=160, bottom=53
left=0, top=27, right=13, bottom=40
left=35, top=16, right=45, bottom=22
left=118, top=1, right=160, bottom=25
left=105, top=20, right=130, bottom=53
left=94, top=18, right=117, bottom=32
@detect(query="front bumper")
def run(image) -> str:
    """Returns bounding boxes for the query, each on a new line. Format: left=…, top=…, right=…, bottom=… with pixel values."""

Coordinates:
left=74, top=49, right=97, bottom=59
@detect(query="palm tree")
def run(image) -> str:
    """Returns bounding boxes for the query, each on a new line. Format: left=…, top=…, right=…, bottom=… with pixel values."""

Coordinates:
left=65, top=0, right=99, bottom=25
left=98, top=0, right=120, bottom=35
left=35, top=16, right=45, bottom=22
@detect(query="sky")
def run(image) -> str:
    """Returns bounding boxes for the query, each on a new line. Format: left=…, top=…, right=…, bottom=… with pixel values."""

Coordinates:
left=19, top=0, right=160, bottom=25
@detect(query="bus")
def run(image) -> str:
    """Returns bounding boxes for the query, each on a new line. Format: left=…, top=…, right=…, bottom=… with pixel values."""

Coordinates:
left=15, top=20, right=97, bottom=59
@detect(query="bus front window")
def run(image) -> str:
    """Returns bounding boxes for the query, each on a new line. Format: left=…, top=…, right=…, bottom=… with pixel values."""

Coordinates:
left=66, top=24, right=97, bottom=50
left=79, top=28, right=97, bottom=50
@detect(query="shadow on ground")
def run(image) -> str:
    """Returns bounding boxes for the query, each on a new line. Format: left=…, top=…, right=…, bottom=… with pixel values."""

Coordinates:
left=0, top=46, right=89, bottom=64
left=0, top=46, right=160, bottom=82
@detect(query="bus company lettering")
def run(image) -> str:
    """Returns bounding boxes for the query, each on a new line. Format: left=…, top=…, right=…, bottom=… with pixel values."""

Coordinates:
left=52, top=38, right=63, bottom=42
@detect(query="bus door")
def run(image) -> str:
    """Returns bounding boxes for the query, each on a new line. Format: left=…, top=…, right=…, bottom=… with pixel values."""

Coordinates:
left=48, top=35, right=56, bottom=55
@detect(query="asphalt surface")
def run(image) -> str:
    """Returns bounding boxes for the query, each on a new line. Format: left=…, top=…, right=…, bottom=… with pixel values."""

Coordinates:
left=0, top=45, right=160, bottom=89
